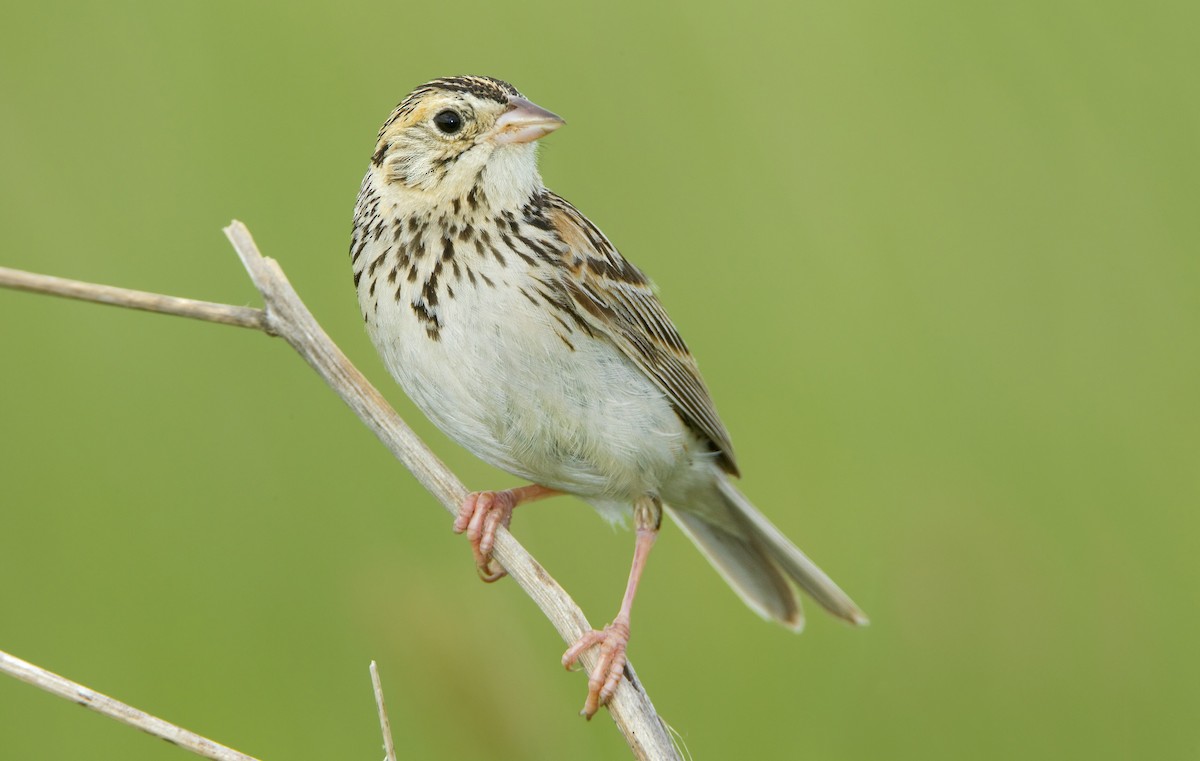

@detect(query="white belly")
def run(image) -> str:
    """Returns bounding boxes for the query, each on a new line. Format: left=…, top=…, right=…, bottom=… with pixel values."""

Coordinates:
left=363, top=248, right=698, bottom=513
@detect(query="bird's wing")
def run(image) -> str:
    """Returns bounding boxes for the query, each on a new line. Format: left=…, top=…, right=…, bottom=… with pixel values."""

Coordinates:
left=542, top=191, right=739, bottom=476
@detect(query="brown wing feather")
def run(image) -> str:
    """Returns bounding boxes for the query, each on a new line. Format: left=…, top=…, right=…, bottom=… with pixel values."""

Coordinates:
left=543, top=191, right=740, bottom=476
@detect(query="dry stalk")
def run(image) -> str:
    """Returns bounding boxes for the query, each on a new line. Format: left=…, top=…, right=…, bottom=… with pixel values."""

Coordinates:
left=0, top=648, right=262, bottom=761
left=370, top=662, right=398, bottom=761
left=0, top=648, right=404, bottom=761
left=0, top=220, right=680, bottom=761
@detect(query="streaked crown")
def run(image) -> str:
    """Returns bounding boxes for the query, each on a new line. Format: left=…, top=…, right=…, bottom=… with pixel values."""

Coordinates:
left=367, top=76, right=563, bottom=205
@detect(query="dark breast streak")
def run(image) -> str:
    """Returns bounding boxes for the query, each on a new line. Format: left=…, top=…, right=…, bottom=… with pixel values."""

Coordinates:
left=351, top=183, right=588, bottom=349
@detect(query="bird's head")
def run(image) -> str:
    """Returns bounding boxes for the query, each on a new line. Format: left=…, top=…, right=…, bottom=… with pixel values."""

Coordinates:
left=370, top=75, right=564, bottom=208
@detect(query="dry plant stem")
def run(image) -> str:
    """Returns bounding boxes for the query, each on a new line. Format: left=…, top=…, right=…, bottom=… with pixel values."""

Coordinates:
left=222, top=222, right=679, bottom=761
left=0, top=265, right=266, bottom=331
left=370, top=661, right=398, bottom=761
left=0, top=648, right=262, bottom=761
left=0, top=223, right=679, bottom=761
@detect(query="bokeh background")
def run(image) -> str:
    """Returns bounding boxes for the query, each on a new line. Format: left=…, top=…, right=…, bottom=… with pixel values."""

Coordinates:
left=2, top=2, right=1197, bottom=759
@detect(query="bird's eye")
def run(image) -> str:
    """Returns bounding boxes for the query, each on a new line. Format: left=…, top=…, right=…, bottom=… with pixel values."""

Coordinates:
left=433, top=109, right=463, bottom=134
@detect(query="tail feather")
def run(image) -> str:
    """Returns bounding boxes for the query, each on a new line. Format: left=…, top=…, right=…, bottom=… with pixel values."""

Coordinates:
left=667, top=506, right=805, bottom=630
left=668, top=474, right=868, bottom=630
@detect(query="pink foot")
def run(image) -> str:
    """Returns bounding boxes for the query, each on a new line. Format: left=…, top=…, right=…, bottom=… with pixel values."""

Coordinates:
left=453, top=490, right=518, bottom=582
left=452, top=484, right=560, bottom=582
left=562, top=619, right=631, bottom=719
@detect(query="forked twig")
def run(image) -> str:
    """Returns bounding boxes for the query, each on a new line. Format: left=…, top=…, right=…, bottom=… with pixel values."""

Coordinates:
left=0, top=221, right=680, bottom=761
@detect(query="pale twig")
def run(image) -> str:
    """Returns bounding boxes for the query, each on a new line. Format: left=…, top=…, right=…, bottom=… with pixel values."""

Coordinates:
left=0, top=648, right=262, bottom=761
left=370, top=661, right=398, bottom=761
left=220, top=222, right=677, bottom=760
left=0, top=266, right=266, bottom=331
left=0, top=221, right=681, bottom=761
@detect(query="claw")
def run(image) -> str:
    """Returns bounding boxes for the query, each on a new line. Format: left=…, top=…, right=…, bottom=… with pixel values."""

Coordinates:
left=454, top=490, right=517, bottom=582
left=562, top=620, right=631, bottom=719
left=452, top=485, right=560, bottom=582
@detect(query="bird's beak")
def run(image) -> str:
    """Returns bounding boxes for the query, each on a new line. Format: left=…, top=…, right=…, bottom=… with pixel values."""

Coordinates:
left=492, top=96, right=565, bottom=145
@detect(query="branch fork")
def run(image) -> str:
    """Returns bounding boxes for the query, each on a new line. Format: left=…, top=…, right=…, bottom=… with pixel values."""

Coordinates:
left=0, top=221, right=680, bottom=761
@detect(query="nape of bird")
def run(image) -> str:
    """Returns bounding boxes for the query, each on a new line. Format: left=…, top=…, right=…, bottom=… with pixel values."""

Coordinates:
left=350, top=75, right=867, bottom=718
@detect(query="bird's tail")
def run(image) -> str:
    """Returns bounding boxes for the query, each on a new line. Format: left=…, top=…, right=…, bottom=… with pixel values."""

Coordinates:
left=665, top=473, right=867, bottom=632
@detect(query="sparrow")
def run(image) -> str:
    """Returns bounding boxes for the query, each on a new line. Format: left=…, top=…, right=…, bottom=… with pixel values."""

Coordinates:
left=350, top=75, right=867, bottom=718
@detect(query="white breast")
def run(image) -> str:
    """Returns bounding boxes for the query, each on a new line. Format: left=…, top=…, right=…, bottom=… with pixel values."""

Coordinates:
left=354, top=184, right=699, bottom=516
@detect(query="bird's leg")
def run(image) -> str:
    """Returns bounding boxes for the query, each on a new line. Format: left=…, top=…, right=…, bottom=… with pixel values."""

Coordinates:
left=453, top=484, right=560, bottom=582
left=562, top=495, right=661, bottom=719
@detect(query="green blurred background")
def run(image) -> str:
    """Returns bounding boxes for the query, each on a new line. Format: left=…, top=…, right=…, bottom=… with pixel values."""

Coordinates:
left=1, top=2, right=1196, bottom=759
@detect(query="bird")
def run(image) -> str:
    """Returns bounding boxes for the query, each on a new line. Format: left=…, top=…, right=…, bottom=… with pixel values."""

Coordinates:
left=350, top=75, right=867, bottom=718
